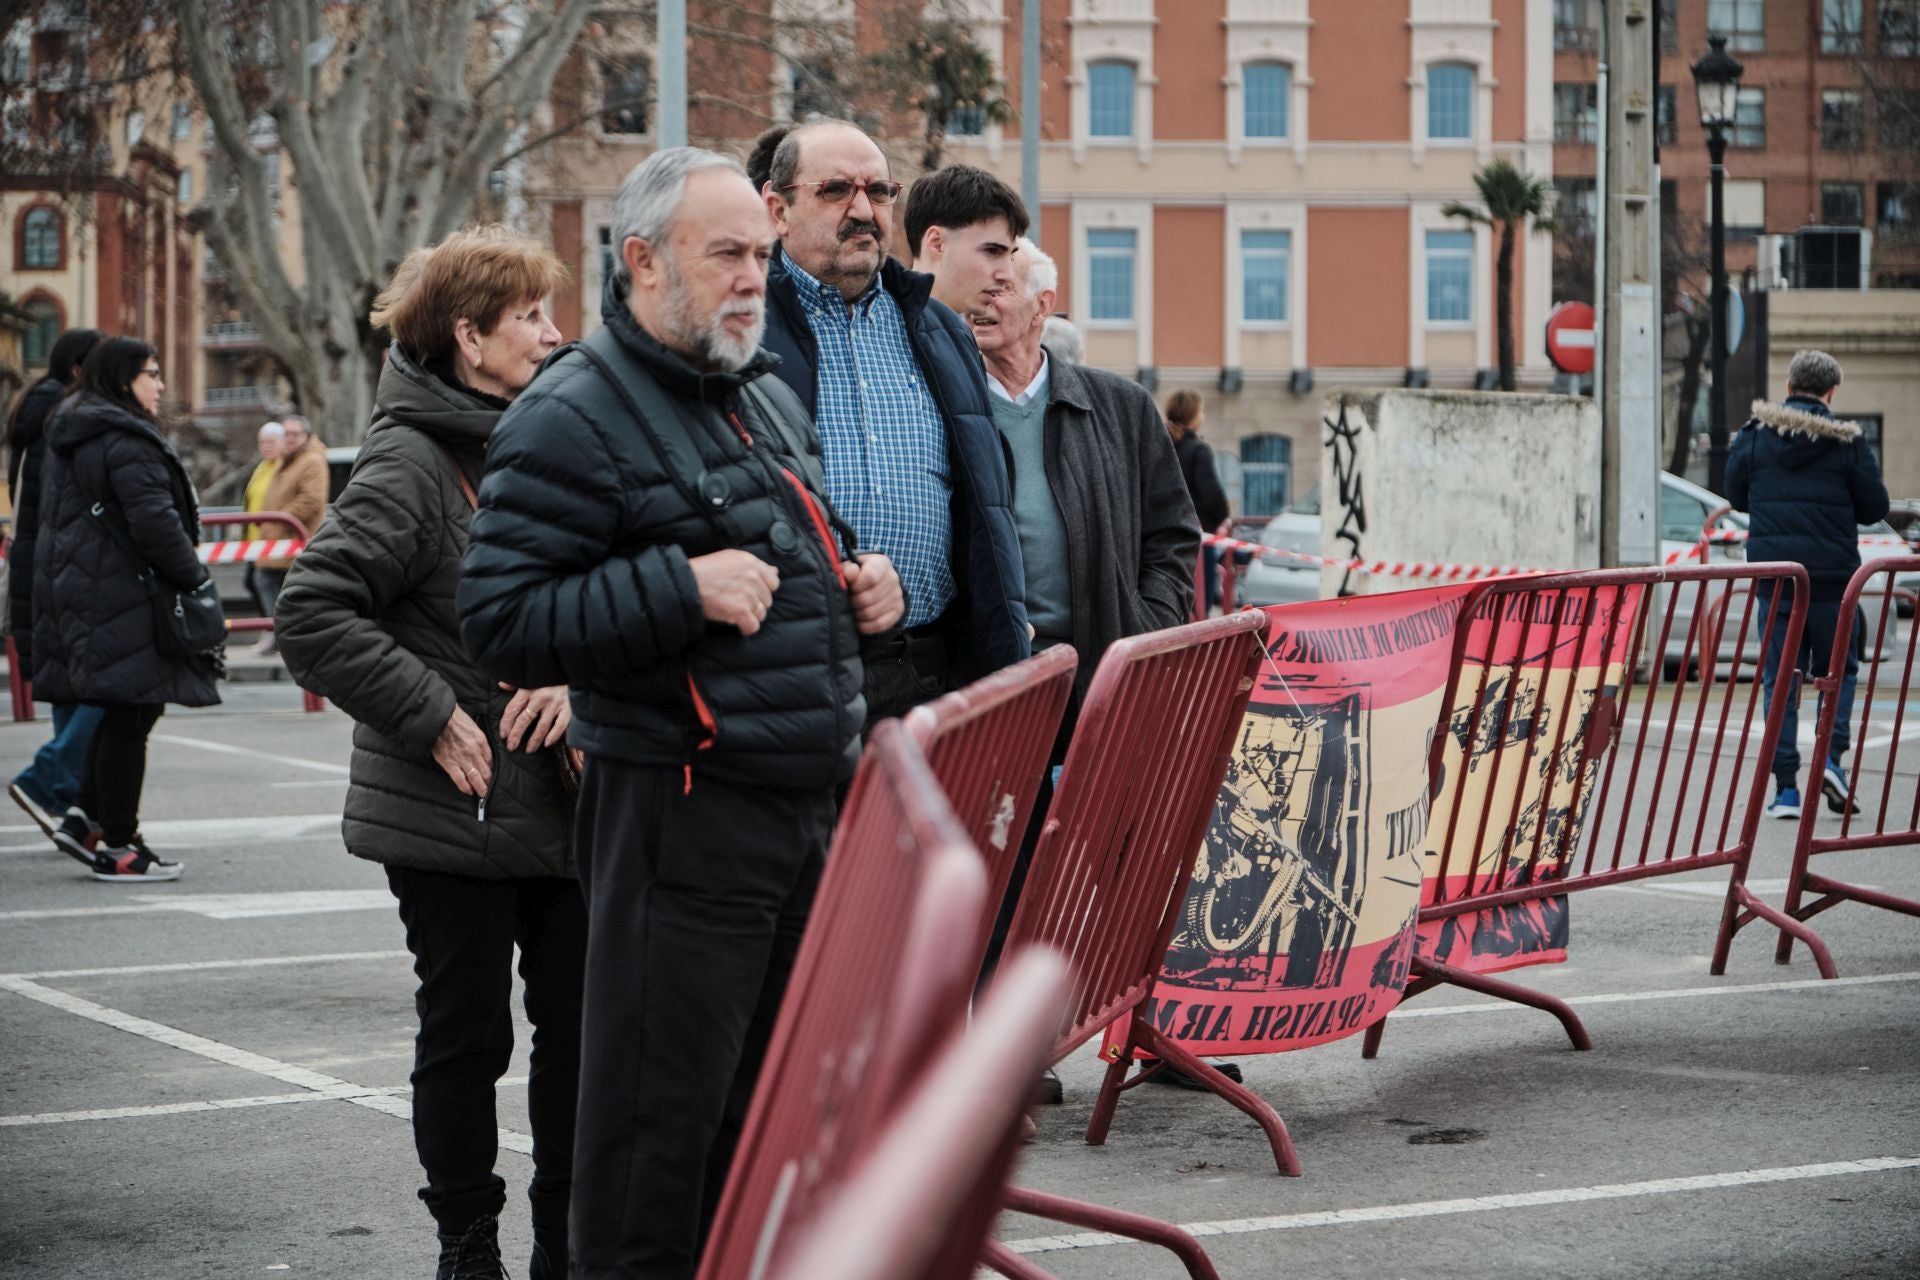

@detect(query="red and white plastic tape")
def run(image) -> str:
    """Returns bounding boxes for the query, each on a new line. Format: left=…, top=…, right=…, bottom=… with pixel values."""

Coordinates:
left=196, top=538, right=305, bottom=564
left=1202, top=532, right=1532, bottom=582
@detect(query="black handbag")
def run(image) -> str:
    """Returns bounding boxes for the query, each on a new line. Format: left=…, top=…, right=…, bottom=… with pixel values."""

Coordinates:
left=85, top=496, right=226, bottom=658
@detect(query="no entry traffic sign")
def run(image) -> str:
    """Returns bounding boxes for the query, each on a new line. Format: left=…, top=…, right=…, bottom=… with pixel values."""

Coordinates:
left=1545, top=300, right=1596, bottom=376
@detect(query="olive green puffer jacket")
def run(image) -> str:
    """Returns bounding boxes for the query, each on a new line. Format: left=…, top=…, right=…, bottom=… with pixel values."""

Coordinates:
left=275, top=347, right=573, bottom=879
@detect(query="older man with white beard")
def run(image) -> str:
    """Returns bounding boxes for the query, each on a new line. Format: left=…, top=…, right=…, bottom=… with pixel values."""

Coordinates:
left=459, top=147, right=902, bottom=1280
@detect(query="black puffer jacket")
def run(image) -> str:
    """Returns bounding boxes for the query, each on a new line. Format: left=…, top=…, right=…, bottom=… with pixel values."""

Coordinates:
left=6, top=376, right=64, bottom=672
left=275, top=348, right=573, bottom=880
left=1727, top=397, right=1890, bottom=603
left=31, top=393, right=219, bottom=707
left=459, top=286, right=866, bottom=790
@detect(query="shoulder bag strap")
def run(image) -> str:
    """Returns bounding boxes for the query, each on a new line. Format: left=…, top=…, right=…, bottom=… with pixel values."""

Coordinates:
left=432, top=440, right=481, bottom=512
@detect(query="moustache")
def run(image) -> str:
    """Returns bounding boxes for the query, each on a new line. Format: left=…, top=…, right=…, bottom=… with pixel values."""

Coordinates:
left=838, top=220, right=882, bottom=243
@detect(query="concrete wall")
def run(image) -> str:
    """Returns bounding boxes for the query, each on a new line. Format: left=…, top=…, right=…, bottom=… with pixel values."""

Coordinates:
left=1317, top=388, right=1602, bottom=596
left=1763, top=290, right=1920, bottom=501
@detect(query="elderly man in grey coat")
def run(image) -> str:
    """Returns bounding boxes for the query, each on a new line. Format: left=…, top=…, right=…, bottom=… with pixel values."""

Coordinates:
left=962, top=235, right=1198, bottom=695
left=948, top=235, right=1218, bottom=1089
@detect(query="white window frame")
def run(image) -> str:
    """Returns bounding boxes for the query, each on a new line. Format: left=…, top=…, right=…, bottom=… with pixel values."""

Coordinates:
left=1224, top=0, right=1311, bottom=167
left=595, top=51, right=655, bottom=140
left=1409, top=0, right=1496, bottom=165
left=1071, top=200, right=1153, bottom=368
left=1070, top=1, right=1154, bottom=164
left=1425, top=63, right=1477, bottom=144
left=1410, top=203, right=1491, bottom=368
left=1224, top=202, right=1306, bottom=372
left=1085, top=226, right=1138, bottom=324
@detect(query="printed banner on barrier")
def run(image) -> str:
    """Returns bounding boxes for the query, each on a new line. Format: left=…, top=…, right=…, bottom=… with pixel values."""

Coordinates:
left=1414, top=584, right=1643, bottom=975
left=1114, top=584, right=1477, bottom=1059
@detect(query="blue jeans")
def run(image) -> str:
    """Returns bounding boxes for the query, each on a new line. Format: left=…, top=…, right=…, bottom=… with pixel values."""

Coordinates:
left=13, top=702, right=105, bottom=811
left=1757, top=598, right=1861, bottom=789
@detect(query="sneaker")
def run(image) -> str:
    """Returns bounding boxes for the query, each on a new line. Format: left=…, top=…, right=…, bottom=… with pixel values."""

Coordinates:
left=1143, top=1057, right=1245, bottom=1090
left=1766, top=787, right=1802, bottom=820
left=434, top=1215, right=505, bottom=1280
left=9, top=781, right=60, bottom=840
left=1822, top=758, right=1860, bottom=816
left=52, top=808, right=105, bottom=869
left=87, top=836, right=183, bottom=883
left=253, top=634, right=278, bottom=656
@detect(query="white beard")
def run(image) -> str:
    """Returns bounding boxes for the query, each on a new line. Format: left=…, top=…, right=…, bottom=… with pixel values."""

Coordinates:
left=661, top=255, right=766, bottom=372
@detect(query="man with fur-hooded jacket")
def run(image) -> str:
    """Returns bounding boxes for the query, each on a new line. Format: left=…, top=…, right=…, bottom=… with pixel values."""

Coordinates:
left=1727, top=348, right=1889, bottom=822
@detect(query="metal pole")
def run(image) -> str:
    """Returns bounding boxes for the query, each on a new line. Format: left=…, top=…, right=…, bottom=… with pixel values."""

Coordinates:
left=1707, top=128, right=1729, bottom=496
left=1021, top=0, right=1041, bottom=242
left=1593, top=35, right=1607, bottom=411
left=658, top=0, right=687, bottom=148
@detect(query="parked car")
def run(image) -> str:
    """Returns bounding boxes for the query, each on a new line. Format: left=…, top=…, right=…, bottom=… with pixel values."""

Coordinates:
left=1232, top=491, right=1322, bottom=609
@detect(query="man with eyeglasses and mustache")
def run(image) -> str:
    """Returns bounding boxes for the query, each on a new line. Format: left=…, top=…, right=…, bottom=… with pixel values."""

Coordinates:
left=460, top=147, right=902, bottom=1280
left=760, top=121, right=1029, bottom=726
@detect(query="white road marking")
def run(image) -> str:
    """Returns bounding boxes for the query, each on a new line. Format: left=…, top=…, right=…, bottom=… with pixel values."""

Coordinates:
left=150, top=733, right=350, bottom=775
left=1002, top=1156, right=1920, bottom=1254
left=0, top=976, right=533, bottom=1154
left=271, top=779, right=349, bottom=788
left=0, top=889, right=393, bottom=922
left=1387, top=969, right=1920, bottom=1020
left=0, top=813, right=342, bottom=845
left=0, top=1073, right=537, bottom=1128
left=6, top=950, right=409, bottom=981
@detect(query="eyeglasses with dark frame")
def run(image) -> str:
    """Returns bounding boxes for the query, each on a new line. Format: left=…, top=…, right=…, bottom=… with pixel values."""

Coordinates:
left=778, top=179, right=904, bottom=206
left=137, top=365, right=163, bottom=380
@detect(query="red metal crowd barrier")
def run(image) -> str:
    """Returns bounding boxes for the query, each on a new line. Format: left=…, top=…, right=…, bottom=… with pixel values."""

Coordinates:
left=698, top=722, right=989, bottom=1280
left=904, top=645, right=1077, bottom=960
left=770, top=949, right=1068, bottom=1280
left=1777, top=557, right=1920, bottom=974
left=1364, top=562, right=1823, bottom=1056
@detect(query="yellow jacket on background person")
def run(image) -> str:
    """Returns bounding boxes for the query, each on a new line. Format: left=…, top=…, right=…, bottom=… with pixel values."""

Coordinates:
left=244, top=457, right=279, bottom=543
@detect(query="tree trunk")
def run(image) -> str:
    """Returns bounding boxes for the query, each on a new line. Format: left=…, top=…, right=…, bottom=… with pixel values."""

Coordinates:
left=1670, top=312, right=1711, bottom=477
left=1496, top=220, right=1517, bottom=391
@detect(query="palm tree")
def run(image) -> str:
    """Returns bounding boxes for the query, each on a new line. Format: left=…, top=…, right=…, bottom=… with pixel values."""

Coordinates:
left=1443, top=161, right=1555, bottom=392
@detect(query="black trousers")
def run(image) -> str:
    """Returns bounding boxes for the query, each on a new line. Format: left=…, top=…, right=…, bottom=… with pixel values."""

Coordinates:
left=861, top=623, right=951, bottom=726
left=75, top=703, right=165, bottom=847
left=386, top=865, right=587, bottom=1239
left=570, top=759, right=833, bottom=1280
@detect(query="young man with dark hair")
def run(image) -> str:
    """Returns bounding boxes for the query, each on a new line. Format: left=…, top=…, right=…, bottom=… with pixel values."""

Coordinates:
left=905, top=163, right=1030, bottom=328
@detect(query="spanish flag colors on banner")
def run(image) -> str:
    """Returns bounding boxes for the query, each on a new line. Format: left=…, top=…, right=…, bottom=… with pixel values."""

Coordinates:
left=1120, top=579, right=1643, bottom=1059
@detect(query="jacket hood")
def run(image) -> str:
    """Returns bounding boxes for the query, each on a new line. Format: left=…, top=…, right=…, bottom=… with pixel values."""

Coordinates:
left=1749, top=398, right=1861, bottom=470
left=598, top=273, right=778, bottom=401
left=373, top=343, right=503, bottom=449
left=45, top=391, right=174, bottom=458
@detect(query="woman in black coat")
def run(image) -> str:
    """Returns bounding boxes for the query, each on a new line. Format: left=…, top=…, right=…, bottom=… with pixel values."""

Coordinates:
left=6, top=328, right=104, bottom=837
left=274, top=227, right=579, bottom=1280
left=33, top=338, right=219, bottom=881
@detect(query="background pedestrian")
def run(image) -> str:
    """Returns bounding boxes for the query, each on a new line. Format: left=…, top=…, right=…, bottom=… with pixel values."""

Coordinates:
left=1165, top=388, right=1230, bottom=611
left=254, top=412, right=326, bottom=653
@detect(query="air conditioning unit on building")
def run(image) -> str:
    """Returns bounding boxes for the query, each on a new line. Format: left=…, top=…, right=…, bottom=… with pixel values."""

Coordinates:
left=1795, top=226, right=1873, bottom=289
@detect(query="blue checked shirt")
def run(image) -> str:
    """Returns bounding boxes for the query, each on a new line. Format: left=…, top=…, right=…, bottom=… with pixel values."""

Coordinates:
left=787, top=258, right=956, bottom=628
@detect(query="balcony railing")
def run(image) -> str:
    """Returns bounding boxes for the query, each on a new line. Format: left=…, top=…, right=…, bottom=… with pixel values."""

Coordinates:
left=201, top=322, right=264, bottom=349
left=202, top=385, right=275, bottom=410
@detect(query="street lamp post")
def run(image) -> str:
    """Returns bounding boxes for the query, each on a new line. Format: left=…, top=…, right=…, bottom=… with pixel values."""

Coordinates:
left=1692, top=35, right=1745, bottom=496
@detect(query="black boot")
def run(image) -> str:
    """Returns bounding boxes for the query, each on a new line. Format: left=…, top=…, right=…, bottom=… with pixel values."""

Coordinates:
left=528, top=1235, right=567, bottom=1280
left=434, top=1215, right=506, bottom=1280
left=527, top=1177, right=568, bottom=1280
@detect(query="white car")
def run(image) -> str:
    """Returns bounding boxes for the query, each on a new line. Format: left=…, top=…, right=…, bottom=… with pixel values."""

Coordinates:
left=1658, top=471, right=1903, bottom=677
left=1230, top=496, right=1323, bottom=609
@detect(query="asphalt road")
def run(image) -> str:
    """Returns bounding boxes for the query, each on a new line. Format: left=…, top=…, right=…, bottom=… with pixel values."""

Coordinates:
left=1, top=684, right=1916, bottom=1279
